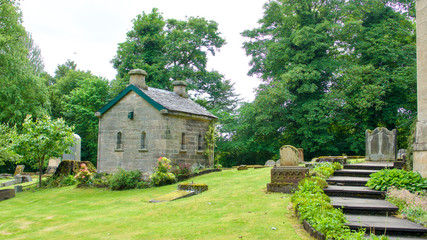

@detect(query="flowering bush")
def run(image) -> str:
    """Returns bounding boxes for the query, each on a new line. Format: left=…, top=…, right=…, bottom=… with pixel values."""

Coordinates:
left=150, top=157, right=177, bottom=186
left=387, top=187, right=427, bottom=227
left=171, top=162, right=192, bottom=181
left=74, top=163, right=93, bottom=184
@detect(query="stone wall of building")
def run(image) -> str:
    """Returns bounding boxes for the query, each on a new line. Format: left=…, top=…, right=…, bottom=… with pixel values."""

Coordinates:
left=97, top=91, right=210, bottom=175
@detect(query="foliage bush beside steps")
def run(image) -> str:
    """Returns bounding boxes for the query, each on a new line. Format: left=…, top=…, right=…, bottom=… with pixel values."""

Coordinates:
left=292, top=180, right=367, bottom=240
left=366, top=168, right=427, bottom=193
left=386, top=187, right=427, bottom=227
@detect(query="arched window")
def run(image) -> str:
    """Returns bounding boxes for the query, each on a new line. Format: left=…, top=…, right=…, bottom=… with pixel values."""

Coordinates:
left=198, top=133, right=203, bottom=151
left=181, top=133, right=186, bottom=150
left=116, top=132, right=123, bottom=149
left=140, top=131, right=146, bottom=149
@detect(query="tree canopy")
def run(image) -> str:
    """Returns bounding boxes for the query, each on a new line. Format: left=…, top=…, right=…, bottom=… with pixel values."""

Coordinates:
left=216, top=0, right=416, bottom=165
left=111, top=8, right=228, bottom=100
left=0, top=0, right=49, bottom=125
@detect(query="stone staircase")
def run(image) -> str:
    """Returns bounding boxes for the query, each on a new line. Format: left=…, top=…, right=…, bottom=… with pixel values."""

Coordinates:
left=324, top=162, right=427, bottom=239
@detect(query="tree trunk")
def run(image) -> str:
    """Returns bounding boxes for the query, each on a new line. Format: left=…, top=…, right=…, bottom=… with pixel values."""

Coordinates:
left=38, top=156, right=45, bottom=188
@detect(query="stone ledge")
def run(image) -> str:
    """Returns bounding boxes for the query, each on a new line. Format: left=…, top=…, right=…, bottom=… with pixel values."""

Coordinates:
left=0, top=189, right=15, bottom=202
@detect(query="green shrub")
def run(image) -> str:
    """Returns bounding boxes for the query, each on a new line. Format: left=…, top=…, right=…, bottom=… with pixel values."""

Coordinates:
left=60, top=175, right=78, bottom=186
left=150, top=157, right=177, bottom=186
left=171, top=163, right=192, bottom=181
left=292, top=179, right=361, bottom=239
left=301, top=176, right=328, bottom=189
left=109, top=169, right=141, bottom=191
left=366, top=169, right=427, bottom=193
left=311, top=161, right=342, bottom=179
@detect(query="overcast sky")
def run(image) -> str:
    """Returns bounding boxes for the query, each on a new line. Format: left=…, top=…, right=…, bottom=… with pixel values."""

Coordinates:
left=19, top=0, right=267, bottom=102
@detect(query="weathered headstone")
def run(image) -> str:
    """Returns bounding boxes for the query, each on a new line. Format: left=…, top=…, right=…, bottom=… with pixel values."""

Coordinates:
left=267, top=145, right=308, bottom=193
left=397, top=149, right=407, bottom=160
left=46, top=158, right=61, bottom=174
left=265, top=160, right=276, bottom=166
left=279, top=145, right=302, bottom=166
left=62, top=134, right=81, bottom=161
left=14, top=174, right=32, bottom=184
left=14, top=165, right=25, bottom=176
left=365, top=127, right=396, bottom=161
left=14, top=185, right=23, bottom=193
left=237, top=165, right=248, bottom=171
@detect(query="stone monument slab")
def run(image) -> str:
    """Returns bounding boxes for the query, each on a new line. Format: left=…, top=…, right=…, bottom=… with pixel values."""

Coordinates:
left=62, top=134, right=81, bottom=161
left=46, top=158, right=61, bottom=174
left=265, top=160, right=276, bottom=166
left=279, top=145, right=302, bottom=166
left=365, top=127, right=396, bottom=161
left=14, top=165, right=25, bottom=176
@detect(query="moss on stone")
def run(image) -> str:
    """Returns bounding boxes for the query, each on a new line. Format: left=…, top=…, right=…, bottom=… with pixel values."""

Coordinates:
left=53, top=160, right=96, bottom=178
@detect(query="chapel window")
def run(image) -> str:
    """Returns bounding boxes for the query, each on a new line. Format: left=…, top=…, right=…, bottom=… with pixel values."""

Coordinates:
left=198, top=133, right=203, bottom=151
left=181, top=133, right=186, bottom=150
left=116, top=132, right=123, bottom=149
left=140, top=131, right=146, bottom=149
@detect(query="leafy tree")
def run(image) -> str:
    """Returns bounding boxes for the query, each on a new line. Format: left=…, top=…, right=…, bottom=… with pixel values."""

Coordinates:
left=14, top=115, right=75, bottom=187
left=111, top=8, right=226, bottom=99
left=0, top=0, right=49, bottom=124
left=49, top=67, right=94, bottom=119
left=233, top=0, right=416, bottom=164
left=0, top=123, right=19, bottom=166
left=241, top=0, right=341, bottom=160
left=62, top=76, right=111, bottom=166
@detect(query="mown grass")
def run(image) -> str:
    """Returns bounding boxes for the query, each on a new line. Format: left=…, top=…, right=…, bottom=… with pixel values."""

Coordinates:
left=0, top=168, right=312, bottom=240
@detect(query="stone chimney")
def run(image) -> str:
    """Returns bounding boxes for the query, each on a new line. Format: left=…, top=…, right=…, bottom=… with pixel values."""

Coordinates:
left=129, top=69, right=148, bottom=90
left=172, top=80, right=188, bottom=98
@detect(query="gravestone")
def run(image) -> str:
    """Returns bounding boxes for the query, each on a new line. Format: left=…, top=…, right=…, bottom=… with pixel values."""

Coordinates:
left=237, top=165, right=248, bottom=171
left=14, top=165, right=25, bottom=176
left=14, top=185, right=23, bottom=193
left=14, top=174, right=31, bottom=184
left=267, top=145, right=308, bottom=193
left=265, top=160, right=276, bottom=166
left=62, top=134, right=81, bottom=161
left=46, top=158, right=61, bottom=174
left=397, top=149, right=407, bottom=160
left=279, top=145, right=302, bottom=166
left=365, top=127, right=396, bottom=161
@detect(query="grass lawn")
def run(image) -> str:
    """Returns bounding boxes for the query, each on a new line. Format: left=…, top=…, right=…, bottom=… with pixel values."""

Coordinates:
left=0, top=168, right=312, bottom=240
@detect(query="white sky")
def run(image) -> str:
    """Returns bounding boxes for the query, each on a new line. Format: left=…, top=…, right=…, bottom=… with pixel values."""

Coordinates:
left=19, top=0, right=266, bottom=102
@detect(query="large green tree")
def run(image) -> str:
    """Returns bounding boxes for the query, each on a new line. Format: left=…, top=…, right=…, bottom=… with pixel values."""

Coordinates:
left=241, top=0, right=342, bottom=160
left=0, top=0, right=49, bottom=125
left=62, top=76, right=111, bottom=166
left=111, top=8, right=227, bottom=99
left=230, top=0, right=416, bottom=164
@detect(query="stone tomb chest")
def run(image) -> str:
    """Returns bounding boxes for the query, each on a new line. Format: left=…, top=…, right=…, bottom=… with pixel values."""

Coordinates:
left=267, top=166, right=308, bottom=193
left=267, top=145, right=308, bottom=193
left=365, top=127, right=396, bottom=161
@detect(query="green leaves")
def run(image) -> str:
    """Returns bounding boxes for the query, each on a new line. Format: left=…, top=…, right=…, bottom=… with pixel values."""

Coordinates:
left=367, top=169, right=427, bottom=193
left=13, top=115, right=75, bottom=187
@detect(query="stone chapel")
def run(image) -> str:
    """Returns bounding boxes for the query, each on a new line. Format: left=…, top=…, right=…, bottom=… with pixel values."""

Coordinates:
left=95, top=69, right=217, bottom=174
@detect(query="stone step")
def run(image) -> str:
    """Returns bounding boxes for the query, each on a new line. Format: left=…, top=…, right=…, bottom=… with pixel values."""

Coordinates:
left=324, top=185, right=385, bottom=199
left=327, top=176, right=370, bottom=186
left=346, top=214, right=427, bottom=237
left=343, top=162, right=393, bottom=170
left=330, top=197, right=398, bottom=215
left=386, top=236, right=427, bottom=240
left=333, top=169, right=378, bottom=177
